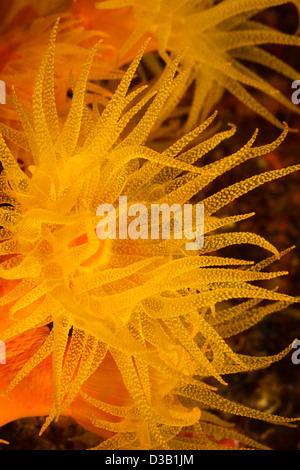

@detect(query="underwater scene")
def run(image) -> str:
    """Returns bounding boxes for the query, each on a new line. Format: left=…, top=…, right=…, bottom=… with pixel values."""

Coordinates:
left=0, top=0, right=300, bottom=452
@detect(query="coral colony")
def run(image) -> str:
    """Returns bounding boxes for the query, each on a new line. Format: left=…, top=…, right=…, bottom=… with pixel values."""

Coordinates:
left=0, top=0, right=300, bottom=451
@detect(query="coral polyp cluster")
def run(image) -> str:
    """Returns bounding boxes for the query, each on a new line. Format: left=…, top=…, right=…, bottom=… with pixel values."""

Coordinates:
left=0, top=16, right=299, bottom=449
left=0, top=0, right=300, bottom=451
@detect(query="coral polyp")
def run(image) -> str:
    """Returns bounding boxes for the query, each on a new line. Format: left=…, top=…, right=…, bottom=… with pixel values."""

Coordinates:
left=0, top=20, right=299, bottom=450
left=97, top=0, right=300, bottom=130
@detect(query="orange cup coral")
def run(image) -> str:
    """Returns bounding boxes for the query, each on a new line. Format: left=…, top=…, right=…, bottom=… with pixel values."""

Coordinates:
left=0, top=21, right=299, bottom=450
